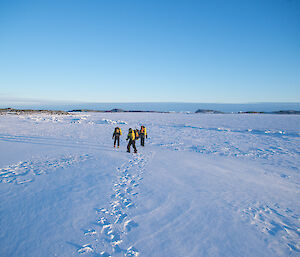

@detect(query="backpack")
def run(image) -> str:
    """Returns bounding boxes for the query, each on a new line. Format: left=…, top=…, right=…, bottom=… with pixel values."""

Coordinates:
left=130, top=130, right=135, bottom=140
left=135, top=130, right=139, bottom=139
left=141, top=126, right=146, bottom=135
left=115, top=127, right=122, bottom=135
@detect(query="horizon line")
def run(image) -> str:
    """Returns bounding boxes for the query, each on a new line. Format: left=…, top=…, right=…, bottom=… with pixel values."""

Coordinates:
left=1, top=98, right=300, bottom=105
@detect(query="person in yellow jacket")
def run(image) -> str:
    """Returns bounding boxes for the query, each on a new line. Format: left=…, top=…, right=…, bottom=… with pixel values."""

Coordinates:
left=126, top=128, right=137, bottom=153
left=112, top=127, right=122, bottom=148
left=140, top=125, right=147, bottom=146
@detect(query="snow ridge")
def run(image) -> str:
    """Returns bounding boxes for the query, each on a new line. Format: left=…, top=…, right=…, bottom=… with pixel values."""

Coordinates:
left=173, top=124, right=300, bottom=138
left=153, top=123, right=300, bottom=172
left=77, top=152, right=151, bottom=256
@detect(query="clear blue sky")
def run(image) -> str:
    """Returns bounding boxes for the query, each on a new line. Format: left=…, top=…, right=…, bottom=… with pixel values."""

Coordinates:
left=0, top=0, right=299, bottom=104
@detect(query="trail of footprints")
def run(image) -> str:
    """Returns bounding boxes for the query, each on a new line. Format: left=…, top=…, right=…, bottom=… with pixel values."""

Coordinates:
left=241, top=202, right=300, bottom=253
left=0, top=154, right=91, bottom=185
left=78, top=153, right=150, bottom=256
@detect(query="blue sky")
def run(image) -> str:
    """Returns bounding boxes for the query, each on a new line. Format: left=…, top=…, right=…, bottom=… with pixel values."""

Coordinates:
left=0, top=0, right=299, bottom=104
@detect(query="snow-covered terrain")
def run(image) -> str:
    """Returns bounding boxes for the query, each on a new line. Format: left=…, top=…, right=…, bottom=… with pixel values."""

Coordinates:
left=0, top=112, right=299, bottom=257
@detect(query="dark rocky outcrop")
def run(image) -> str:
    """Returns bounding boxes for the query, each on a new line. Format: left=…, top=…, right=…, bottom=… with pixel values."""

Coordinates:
left=195, top=109, right=223, bottom=114
left=107, top=109, right=125, bottom=112
left=272, top=110, right=300, bottom=115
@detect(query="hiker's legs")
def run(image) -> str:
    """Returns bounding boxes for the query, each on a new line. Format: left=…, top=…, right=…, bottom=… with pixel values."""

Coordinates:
left=141, top=136, right=144, bottom=146
left=133, top=140, right=137, bottom=153
left=127, top=140, right=132, bottom=152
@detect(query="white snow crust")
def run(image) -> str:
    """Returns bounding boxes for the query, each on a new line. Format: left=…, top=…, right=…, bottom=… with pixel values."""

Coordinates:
left=0, top=112, right=299, bottom=257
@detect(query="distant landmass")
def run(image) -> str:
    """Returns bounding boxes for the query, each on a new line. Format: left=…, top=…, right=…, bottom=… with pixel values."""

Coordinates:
left=195, top=109, right=300, bottom=115
left=1, top=101, right=300, bottom=113
left=1, top=107, right=300, bottom=115
left=0, top=108, right=69, bottom=115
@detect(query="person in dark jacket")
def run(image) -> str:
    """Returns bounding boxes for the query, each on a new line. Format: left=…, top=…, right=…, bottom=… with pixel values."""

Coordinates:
left=112, top=127, right=122, bottom=148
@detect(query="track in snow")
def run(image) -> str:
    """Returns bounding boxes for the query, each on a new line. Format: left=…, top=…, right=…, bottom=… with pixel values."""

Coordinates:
left=0, top=154, right=92, bottom=185
left=76, top=151, right=152, bottom=256
left=240, top=202, right=300, bottom=253
left=0, top=133, right=113, bottom=151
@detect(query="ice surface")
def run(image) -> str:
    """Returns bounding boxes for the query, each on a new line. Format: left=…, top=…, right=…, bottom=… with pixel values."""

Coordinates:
left=0, top=112, right=299, bottom=256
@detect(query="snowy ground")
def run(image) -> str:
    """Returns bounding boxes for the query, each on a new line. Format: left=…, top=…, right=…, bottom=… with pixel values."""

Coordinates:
left=0, top=112, right=300, bottom=257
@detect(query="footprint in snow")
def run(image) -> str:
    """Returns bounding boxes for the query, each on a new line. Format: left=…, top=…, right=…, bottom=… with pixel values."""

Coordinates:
left=97, top=217, right=110, bottom=226
left=77, top=244, right=93, bottom=254
left=124, top=219, right=139, bottom=232
left=101, top=224, right=113, bottom=236
left=83, top=229, right=97, bottom=236
left=99, top=251, right=111, bottom=257
left=115, top=213, right=127, bottom=224
left=125, top=246, right=139, bottom=256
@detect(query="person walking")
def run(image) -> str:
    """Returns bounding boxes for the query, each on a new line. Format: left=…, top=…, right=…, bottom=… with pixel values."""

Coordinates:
left=140, top=125, right=147, bottom=146
left=112, top=127, right=122, bottom=148
left=126, top=128, right=137, bottom=153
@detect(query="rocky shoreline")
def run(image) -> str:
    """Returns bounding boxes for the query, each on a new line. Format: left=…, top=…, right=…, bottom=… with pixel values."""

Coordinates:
left=0, top=108, right=69, bottom=115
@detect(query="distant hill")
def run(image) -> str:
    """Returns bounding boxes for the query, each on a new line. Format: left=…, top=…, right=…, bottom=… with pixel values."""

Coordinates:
left=237, top=110, right=300, bottom=115
left=1, top=107, right=300, bottom=115
left=272, top=110, right=300, bottom=115
left=195, top=109, right=223, bottom=114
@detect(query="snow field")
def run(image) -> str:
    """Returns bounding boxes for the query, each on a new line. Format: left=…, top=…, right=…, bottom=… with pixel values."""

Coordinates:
left=0, top=112, right=299, bottom=257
